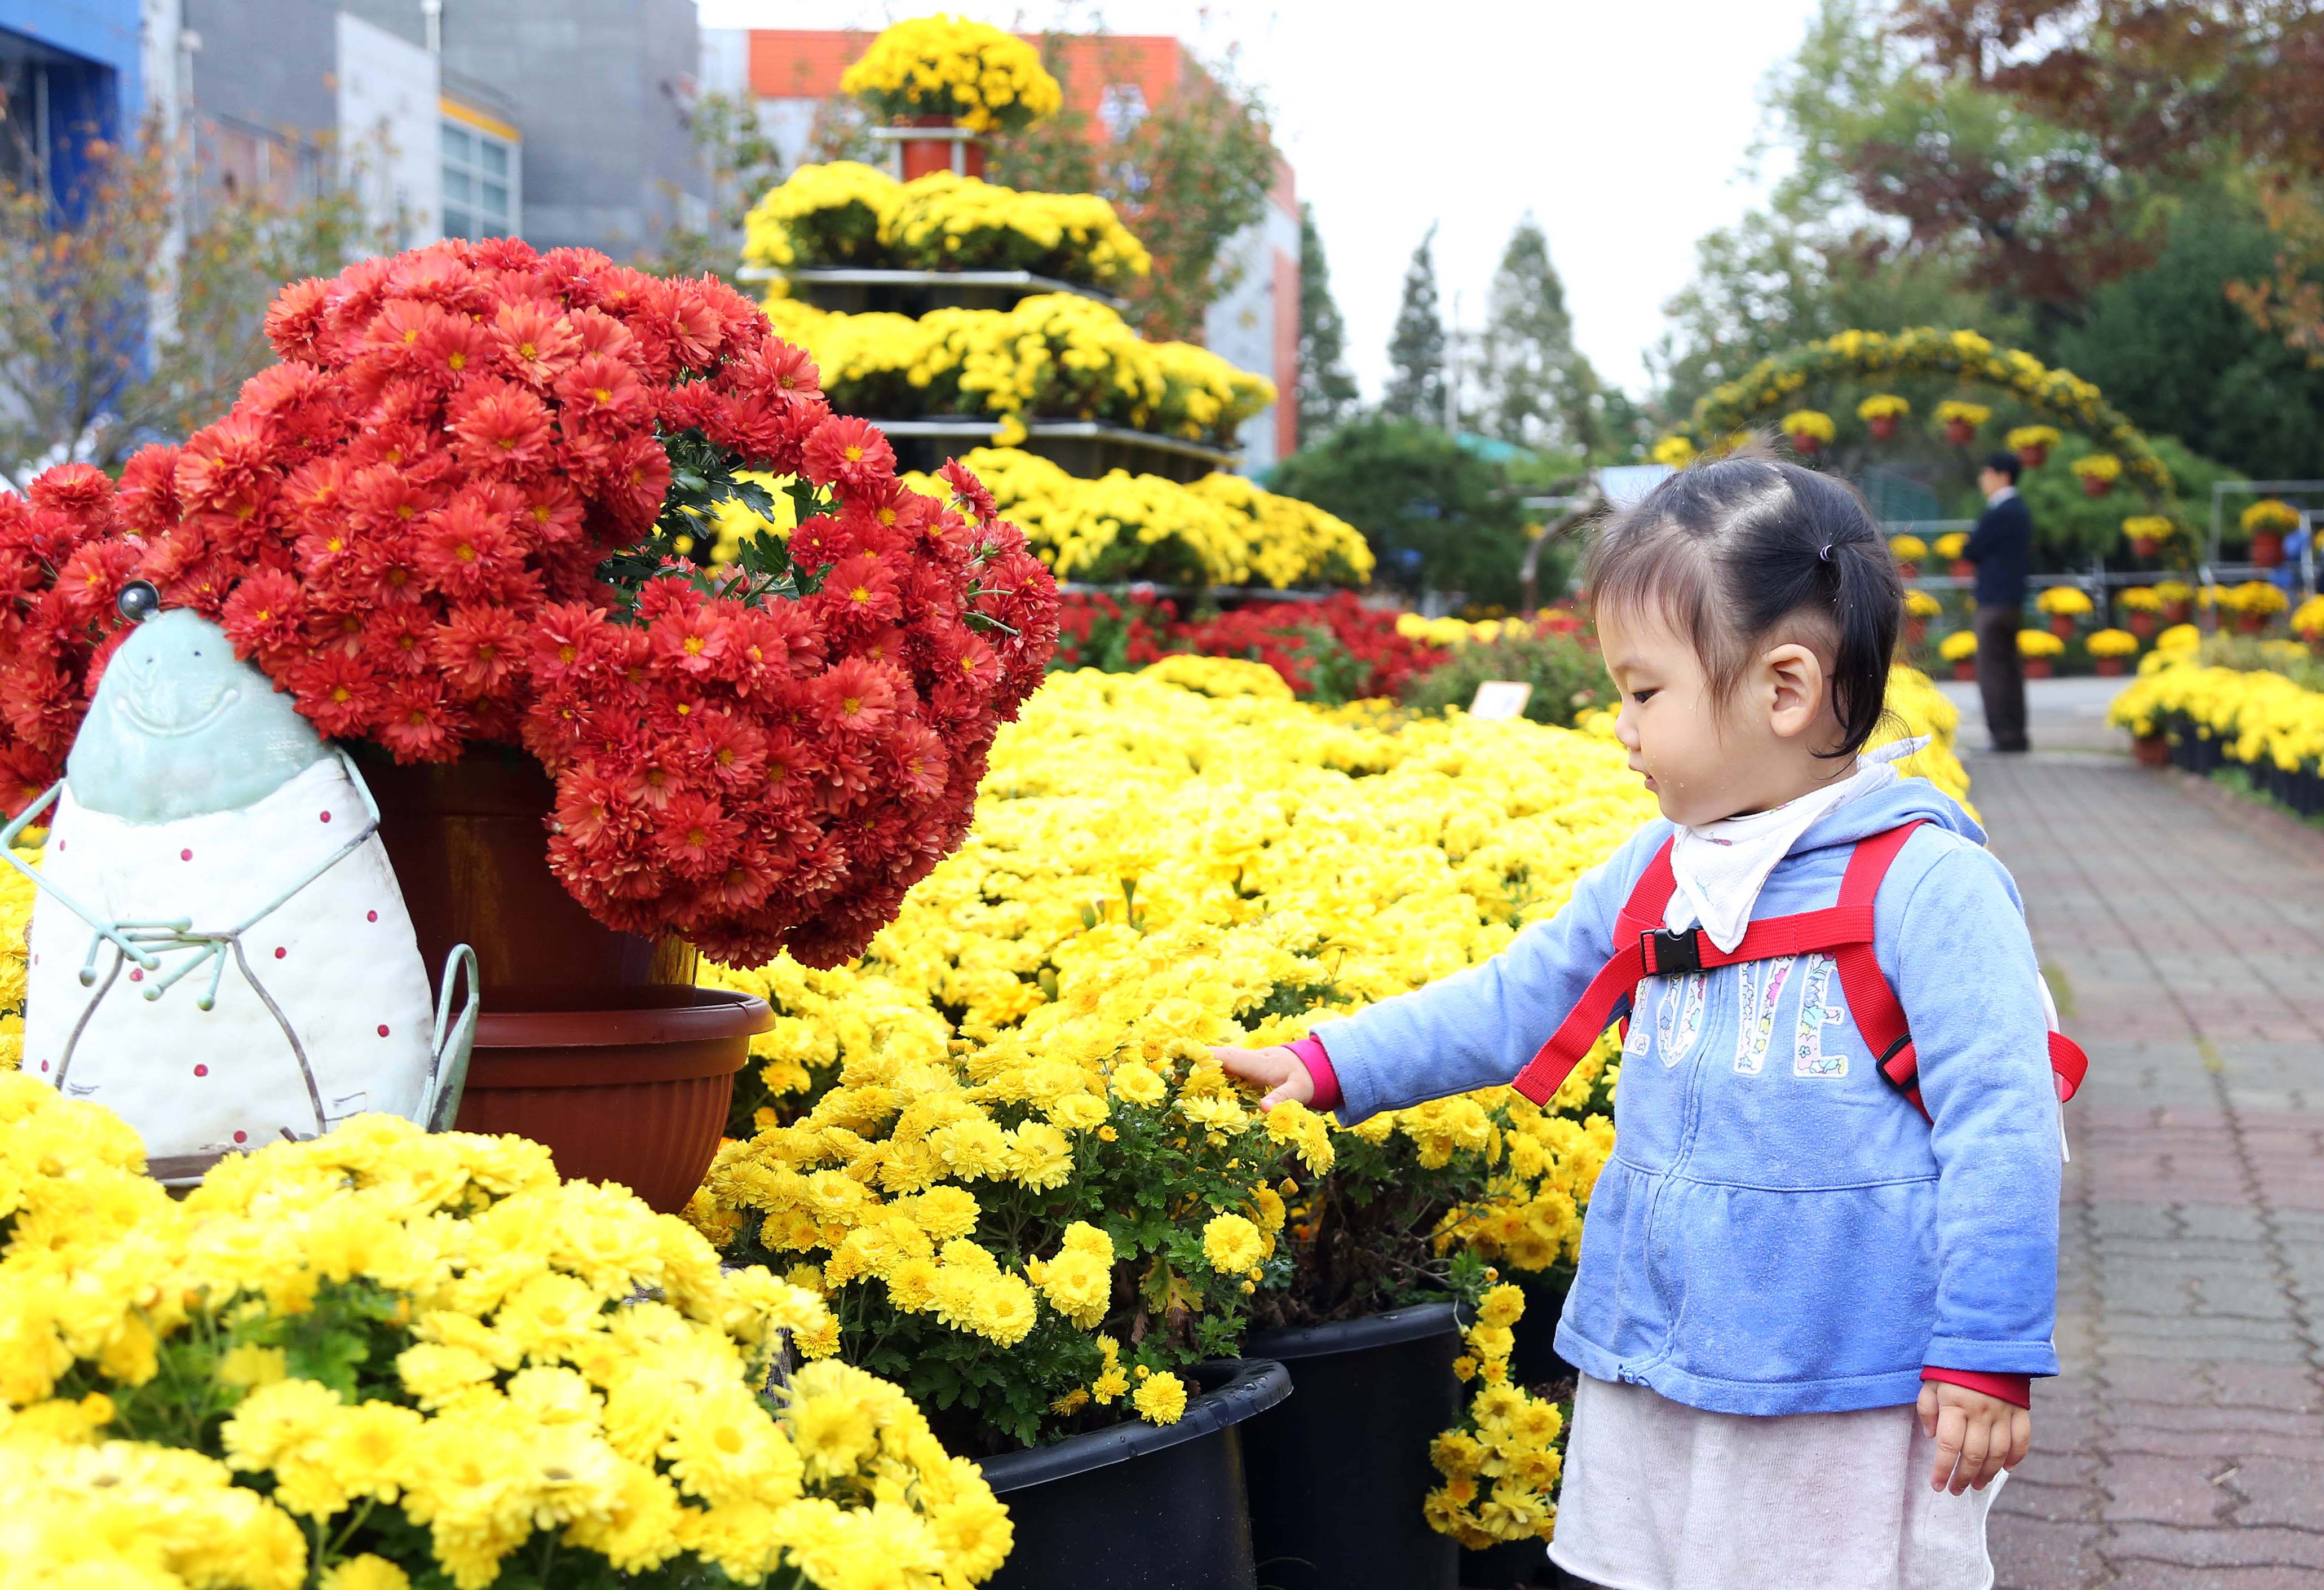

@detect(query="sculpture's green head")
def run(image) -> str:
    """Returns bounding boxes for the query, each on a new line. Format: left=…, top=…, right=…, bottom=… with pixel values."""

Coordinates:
left=68, top=591, right=328, bottom=823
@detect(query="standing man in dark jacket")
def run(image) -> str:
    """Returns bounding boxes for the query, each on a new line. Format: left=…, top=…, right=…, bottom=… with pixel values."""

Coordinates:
left=1966, top=452, right=2033, bottom=752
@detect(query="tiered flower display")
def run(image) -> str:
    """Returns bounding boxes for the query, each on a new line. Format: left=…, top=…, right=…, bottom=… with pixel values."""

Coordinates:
left=745, top=164, right=1151, bottom=290
left=837, top=15, right=1063, bottom=134
left=0, top=240, right=1061, bottom=968
left=762, top=294, right=1274, bottom=452
left=904, top=447, right=1371, bottom=589
left=0, top=1076, right=1009, bottom=1589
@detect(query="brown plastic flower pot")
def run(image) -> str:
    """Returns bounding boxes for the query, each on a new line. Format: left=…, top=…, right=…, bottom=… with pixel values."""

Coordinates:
left=1949, top=558, right=1976, bottom=579
left=1952, top=659, right=1976, bottom=681
left=2025, top=658, right=2055, bottom=679
left=2080, top=474, right=2114, bottom=498
left=2251, top=530, right=2285, bottom=569
left=2095, top=657, right=2126, bottom=677
left=2128, top=611, right=2158, bottom=639
left=454, top=989, right=768, bottom=1213
left=2133, top=734, right=2170, bottom=768
left=1944, top=419, right=1976, bottom=446
left=2049, top=613, right=2078, bottom=640
left=361, top=746, right=770, bottom=1212
left=1868, top=414, right=1898, bottom=441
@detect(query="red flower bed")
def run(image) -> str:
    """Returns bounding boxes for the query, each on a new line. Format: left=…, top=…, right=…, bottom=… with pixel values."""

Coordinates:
left=1051, top=590, right=1446, bottom=701
left=0, top=240, right=1058, bottom=967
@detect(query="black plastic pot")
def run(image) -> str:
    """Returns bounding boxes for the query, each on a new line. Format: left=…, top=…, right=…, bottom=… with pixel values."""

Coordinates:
left=1242, top=1301, right=1463, bottom=1590
left=976, top=1358, right=1291, bottom=1590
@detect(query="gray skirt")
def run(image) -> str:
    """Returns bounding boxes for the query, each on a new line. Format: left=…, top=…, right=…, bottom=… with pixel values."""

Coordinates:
left=1548, top=1374, right=2002, bottom=1590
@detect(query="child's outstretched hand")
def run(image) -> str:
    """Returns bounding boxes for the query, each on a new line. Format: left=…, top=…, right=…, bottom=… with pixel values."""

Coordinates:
left=1917, top=1381, right=2030, bottom=1495
left=1213, top=1045, right=1314, bottom=1111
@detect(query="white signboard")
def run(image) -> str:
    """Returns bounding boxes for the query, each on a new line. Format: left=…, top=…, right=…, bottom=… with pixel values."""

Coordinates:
left=1469, top=681, right=1535, bottom=721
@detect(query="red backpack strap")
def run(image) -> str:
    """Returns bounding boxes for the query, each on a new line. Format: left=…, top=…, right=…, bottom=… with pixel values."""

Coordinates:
left=1509, top=836, right=1679, bottom=1105
left=1831, top=822, right=1928, bottom=1116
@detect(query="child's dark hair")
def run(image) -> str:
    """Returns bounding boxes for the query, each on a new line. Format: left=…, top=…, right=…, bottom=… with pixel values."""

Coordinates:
left=1587, top=440, right=1900, bottom=758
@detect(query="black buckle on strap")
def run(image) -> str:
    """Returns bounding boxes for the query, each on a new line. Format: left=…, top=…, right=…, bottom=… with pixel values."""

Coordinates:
left=1876, top=1033, right=1917, bottom=1088
left=1642, top=927, right=1703, bottom=975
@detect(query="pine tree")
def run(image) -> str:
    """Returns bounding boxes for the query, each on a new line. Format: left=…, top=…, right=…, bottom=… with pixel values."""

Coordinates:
left=1382, top=224, right=1446, bottom=425
left=1295, top=202, right=1360, bottom=445
left=1476, top=213, right=1604, bottom=453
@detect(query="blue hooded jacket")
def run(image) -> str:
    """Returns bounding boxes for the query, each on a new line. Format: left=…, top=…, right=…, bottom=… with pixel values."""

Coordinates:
left=1312, top=778, right=2062, bottom=1416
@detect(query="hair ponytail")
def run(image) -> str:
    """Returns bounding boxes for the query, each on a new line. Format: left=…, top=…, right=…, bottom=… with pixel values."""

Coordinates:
left=1587, top=436, right=1901, bottom=759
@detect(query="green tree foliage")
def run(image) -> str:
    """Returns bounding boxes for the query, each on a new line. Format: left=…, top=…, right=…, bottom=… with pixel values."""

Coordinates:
left=1382, top=226, right=1447, bottom=424
left=1651, top=0, right=2035, bottom=416
left=1474, top=214, right=1603, bottom=453
left=2049, top=195, right=2324, bottom=483
left=989, top=34, right=1278, bottom=344
left=0, top=125, right=385, bottom=482
left=1295, top=202, right=1360, bottom=444
left=1269, top=417, right=1529, bottom=606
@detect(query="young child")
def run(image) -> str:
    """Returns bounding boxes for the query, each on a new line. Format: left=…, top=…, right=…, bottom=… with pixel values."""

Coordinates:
left=1219, top=451, right=2061, bottom=1590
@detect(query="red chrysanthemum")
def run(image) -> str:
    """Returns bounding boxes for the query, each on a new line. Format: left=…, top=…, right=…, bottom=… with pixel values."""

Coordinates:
left=0, top=241, right=1059, bottom=968
left=800, top=416, right=896, bottom=491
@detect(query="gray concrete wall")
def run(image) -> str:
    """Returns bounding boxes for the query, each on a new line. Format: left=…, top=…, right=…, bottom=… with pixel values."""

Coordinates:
left=183, top=0, right=333, bottom=138
left=435, top=0, right=703, bottom=260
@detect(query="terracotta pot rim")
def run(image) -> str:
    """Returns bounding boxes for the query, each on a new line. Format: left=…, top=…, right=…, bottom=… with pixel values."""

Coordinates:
left=475, top=988, right=771, bottom=1053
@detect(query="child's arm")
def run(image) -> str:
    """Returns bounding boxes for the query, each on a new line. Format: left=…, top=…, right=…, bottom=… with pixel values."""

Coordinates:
left=1885, top=841, right=2064, bottom=1413
left=1223, top=827, right=1664, bottom=1123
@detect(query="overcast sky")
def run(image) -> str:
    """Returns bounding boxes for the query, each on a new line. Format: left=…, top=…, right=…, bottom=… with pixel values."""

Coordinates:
left=697, top=0, right=1824, bottom=399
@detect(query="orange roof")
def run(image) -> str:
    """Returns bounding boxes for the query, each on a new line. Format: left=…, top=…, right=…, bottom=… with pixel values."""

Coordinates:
left=748, top=30, right=1195, bottom=139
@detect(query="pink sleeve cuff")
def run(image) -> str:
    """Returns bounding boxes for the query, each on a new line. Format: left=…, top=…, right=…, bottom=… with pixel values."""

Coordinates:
left=1285, top=1035, right=1342, bottom=1113
left=1921, top=1366, right=2031, bottom=1409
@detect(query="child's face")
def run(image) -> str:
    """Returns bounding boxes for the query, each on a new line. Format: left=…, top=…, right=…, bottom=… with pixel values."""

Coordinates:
left=1599, top=603, right=1842, bottom=827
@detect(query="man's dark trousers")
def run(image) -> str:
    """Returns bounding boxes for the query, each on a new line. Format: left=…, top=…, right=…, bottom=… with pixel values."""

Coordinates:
left=1974, top=604, right=2029, bottom=752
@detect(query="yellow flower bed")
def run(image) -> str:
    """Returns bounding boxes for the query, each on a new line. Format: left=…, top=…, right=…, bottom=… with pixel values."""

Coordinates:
left=1890, top=533, right=1928, bottom=563
left=2070, top=452, right=2122, bottom=484
left=1857, top=394, right=1909, bottom=422
left=2110, top=659, right=2324, bottom=772
left=1934, top=399, right=1990, bottom=430
left=745, top=164, right=1150, bottom=289
left=1393, top=613, right=1566, bottom=647
left=838, top=16, right=1063, bottom=134
left=2121, top=514, right=2176, bottom=547
left=1939, top=630, right=1978, bottom=662
left=765, top=293, right=1274, bottom=449
left=896, top=447, right=1369, bottom=589
left=1905, top=590, right=1943, bottom=619
left=2018, top=629, right=2066, bottom=658
left=0, top=1082, right=1004, bottom=1589
left=1934, top=532, right=1967, bottom=562
left=2035, top=586, right=2093, bottom=616
left=2087, top=628, right=2140, bottom=659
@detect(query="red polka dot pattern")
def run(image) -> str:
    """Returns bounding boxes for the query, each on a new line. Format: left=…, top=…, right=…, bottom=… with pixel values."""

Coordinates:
left=366, top=911, right=378, bottom=922
left=180, top=848, right=191, bottom=860
left=193, top=1064, right=207, bottom=1077
left=377, top=1024, right=390, bottom=1037
left=320, top=811, right=332, bottom=823
left=274, top=946, right=286, bottom=959
left=232, top=1130, right=247, bottom=1143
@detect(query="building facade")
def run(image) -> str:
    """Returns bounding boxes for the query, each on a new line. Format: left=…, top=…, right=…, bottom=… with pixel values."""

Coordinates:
left=700, top=28, right=1303, bottom=473
left=2, top=0, right=702, bottom=263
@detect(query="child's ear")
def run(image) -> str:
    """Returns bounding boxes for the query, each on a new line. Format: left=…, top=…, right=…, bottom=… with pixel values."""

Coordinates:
left=1761, top=643, right=1826, bottom=740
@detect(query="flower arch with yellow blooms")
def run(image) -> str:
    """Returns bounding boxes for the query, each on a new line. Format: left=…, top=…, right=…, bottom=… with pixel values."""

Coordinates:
left=1660, top=328, right=2172, bottom=501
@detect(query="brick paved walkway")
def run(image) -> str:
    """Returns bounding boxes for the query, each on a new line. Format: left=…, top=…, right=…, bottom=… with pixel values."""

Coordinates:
left=1962, top=703, right=2324, bottom=1588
